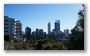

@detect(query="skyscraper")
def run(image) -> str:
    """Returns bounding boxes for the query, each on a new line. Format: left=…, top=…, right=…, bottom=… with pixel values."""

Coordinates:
left=55, top=20, right=60, bottom=32
left=36, top=28, right=39, bottom=39
left=48, top=22, right=51, bottom=34
left=32, top=31, right=36, bottom=40
left=39, top=29, right=43, bottom=39
left=25, top=27, right=31, bottom=40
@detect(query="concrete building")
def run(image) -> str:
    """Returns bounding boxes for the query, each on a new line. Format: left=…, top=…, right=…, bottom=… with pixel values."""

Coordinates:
left=4, top=16, right=16, bottom=38
left=15, top=20, right=22, bottom=38
left=4, top=16, right=22, bottom=41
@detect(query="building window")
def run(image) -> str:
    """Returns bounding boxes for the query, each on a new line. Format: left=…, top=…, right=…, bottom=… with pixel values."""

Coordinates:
left=11, top=27, right=15, bottom=30
left=4, top=23, right=8, bottom=25
left=4, top=20, right=9, bottom=22
left=11, top=24, right=15, bottom=25
left=4, top=31, right=8, bottom=32
left=15, top=31, right=18, bottom=33
left=11, top=20, right=15, bottom=22
left=16, top=24, right=19, bottom=26
left=16, top=28, right=18, bottom=30
left=4, top=27, right=8, bottom=29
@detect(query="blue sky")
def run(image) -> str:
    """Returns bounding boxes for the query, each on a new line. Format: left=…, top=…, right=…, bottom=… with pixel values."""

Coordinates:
left=4, top=4, right=83, bottom=33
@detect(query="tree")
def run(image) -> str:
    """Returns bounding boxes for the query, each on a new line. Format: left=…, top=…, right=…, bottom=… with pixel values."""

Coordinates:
left=69, top=4, right=84, bottom=50
left=36, top=38, right=67, bottom=50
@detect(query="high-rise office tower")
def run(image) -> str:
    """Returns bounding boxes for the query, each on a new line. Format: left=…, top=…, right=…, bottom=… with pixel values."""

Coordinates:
left=48, top=22, right=51, bottom=34
left=36, top=29, right=39, bottom=36
left=36, top=28, right=39, bottom=39
left=39, top=29, right=43, bottom=39
left=25, top=27, right=31, bottom=40
left=32, top=31, right=36, bottom=40
left=39, top=29, right=43, bottom=36
left=55, top=20, right=60, bottom=32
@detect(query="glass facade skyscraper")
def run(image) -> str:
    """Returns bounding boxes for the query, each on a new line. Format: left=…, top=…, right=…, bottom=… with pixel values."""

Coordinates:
left=25, top=27, right=31, bottom=40
left=55, top=20, right=60, bottom=32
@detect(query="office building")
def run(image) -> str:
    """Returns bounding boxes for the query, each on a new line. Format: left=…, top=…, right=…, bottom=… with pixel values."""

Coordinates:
left=32, top=31, right=36, bottom=40
left=39, top=29, right=43, bottom=39
left=55, top=20, right=60, bottom=32
left=36, top=28, right=39, bottom=37
left=25, top=27, right=31, bottom=40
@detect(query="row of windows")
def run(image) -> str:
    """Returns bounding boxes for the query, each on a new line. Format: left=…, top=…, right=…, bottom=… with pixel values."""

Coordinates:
left=4, top=24, right=15, bottom=26
left=4, top=23, right=21, bottom=26
left=4, top=23, right=8, bottom=25
left=4, top=20, right=15, bottom=22
left=4, top=31, right=21, bottom=34
left=4, top=31, right=18, bottom=33
left=4, top=27, right=17, bottom=31
left=4, top=20, right=9, bottom=22
left=4, top=31, right=8, bottom=32
left=4, top=23, right=15, bottom=25
left=4, top=27, right=21, bottom=30
left=4, top=27, right=8, bottom=29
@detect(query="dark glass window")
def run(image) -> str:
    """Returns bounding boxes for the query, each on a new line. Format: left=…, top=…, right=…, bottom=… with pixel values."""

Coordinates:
left=4, top=20, right=9, bottom=21
left=4, top=27, right=8, bottom=29
left=4, top=23, right=8, bottom=25
left=4, top=31, right=8, bottom=32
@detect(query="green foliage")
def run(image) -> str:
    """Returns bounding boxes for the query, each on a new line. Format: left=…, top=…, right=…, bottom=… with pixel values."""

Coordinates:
left=69, top=5, right=84, bottom=50
left=36, top=38, right=67, bottom=50
left=4, top=38, right=67, bottom=50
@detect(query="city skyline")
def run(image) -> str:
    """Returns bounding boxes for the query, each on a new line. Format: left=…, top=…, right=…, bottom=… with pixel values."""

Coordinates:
left=4, top=4, right=83, bottom=33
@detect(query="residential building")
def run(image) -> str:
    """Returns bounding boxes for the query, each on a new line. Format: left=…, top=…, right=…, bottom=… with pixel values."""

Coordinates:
left=4, top=16, right=16, bottom=40
left=15, top=20, right=22, bottom=39
left=4, top=16, right=22, bottom=41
